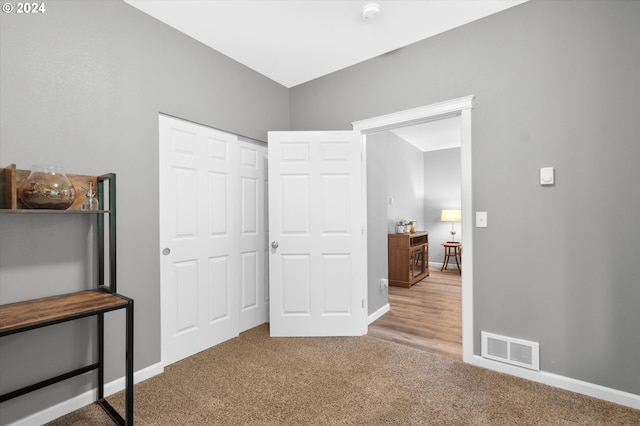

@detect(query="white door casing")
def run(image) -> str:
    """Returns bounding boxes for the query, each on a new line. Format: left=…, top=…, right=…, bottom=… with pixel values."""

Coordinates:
left=268, top=131, right=365, bottom=337
left=159, top=115, right=240, bottom=366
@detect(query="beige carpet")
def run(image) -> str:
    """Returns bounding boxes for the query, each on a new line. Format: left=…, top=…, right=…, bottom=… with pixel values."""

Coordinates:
left=48, top=324, right=640, bottom=425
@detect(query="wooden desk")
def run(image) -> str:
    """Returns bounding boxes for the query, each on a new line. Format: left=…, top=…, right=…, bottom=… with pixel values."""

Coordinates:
left=388, top=232, right=429, bottom=287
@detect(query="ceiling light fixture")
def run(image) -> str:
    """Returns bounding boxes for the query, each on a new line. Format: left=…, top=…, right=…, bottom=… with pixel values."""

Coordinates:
left=361, top=3, right=381, bottom=22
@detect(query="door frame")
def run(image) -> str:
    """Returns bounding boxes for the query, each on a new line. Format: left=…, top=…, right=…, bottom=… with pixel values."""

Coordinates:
left=352, top=95, right=475, bottom=362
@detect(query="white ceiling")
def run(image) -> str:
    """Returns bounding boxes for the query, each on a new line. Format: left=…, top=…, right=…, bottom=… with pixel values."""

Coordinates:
left=124, top=0, right=527, bottom=88
left=124, top=0, right=526, bottom=151
left=391, top=115, right=461, bottom=152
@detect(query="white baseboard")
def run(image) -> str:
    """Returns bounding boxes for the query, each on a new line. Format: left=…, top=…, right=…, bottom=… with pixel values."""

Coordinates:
left=366, top=299, right=639, bottom=409
left=471, top=355, right=640, bottom=410
left=368, top=303, right=390, bottom=324
left=8, top=362, right=164, bottom=426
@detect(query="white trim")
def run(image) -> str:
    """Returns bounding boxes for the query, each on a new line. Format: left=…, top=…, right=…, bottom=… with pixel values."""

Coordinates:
left=7, top=363, right=164, bottom=426
left=459, top=107, right=474, bottom=363
left=368, top=303, right=390, bottom=324
left=353, top=95, right=475, bottom=363
left=472, top=356, right=640, bottom=410
left=361, top=134, right=370, bottom=334
left=429, top=261, right=462, bottom=271
left=352, top=95, right=474, bottom=134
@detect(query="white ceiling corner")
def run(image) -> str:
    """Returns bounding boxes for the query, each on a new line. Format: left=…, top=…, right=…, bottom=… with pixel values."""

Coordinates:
left=123, top=0, right=528, bottom=89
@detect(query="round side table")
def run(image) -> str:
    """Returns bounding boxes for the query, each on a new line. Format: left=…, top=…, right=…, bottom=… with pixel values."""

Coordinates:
left=441, top=242, right=462, bottom=273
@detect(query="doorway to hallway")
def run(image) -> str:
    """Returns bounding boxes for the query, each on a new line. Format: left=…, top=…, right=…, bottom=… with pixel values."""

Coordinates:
left=353, top=95, right=474, bottom=362
left=365, top=117, right=462, bottom=359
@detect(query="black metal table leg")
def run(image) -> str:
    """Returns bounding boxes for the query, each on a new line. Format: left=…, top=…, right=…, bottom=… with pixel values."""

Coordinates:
left=125, top=299, right=134, bottom=425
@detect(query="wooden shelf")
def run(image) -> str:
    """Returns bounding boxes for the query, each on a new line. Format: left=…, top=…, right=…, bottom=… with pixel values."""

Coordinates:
left=0, top=209, right=109, bottom=214
left=0, top=290, right=130, bottom=337
left=0, top=164, right=102, bottom=212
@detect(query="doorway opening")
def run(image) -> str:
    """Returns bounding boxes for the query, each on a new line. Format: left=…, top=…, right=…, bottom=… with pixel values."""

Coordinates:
left=366, top=117, right=463, bottom=359
left=352, top=95, right=474, bottom=362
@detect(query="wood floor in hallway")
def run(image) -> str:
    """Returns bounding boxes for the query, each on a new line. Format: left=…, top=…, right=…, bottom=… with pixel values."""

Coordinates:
left=368, top=266, right=462, bottom=360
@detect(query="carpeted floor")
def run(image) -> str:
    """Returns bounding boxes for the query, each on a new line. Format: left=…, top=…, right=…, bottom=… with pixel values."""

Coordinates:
left=48, top=324, right=640, bottom=425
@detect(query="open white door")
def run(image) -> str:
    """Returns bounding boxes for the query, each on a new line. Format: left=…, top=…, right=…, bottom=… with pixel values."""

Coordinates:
left=268, top=131, right=365, bottom=337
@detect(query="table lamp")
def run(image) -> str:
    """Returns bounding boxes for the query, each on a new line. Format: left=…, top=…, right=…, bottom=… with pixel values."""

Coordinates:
left=441, top=209, right=461, bottom=242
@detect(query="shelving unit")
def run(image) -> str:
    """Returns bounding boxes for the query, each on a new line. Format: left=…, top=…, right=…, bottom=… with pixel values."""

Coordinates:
left=388, top=231, right=429, bottom=288
left=0, top=164, right=133, bottom=425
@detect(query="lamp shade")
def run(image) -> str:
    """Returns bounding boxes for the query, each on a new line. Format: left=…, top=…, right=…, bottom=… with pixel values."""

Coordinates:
left=440, top=209, right=461, bottom=222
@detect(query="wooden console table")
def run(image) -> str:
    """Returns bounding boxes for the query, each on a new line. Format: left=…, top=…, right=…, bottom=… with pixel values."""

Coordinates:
left=388, top=231, right=429, bottom=288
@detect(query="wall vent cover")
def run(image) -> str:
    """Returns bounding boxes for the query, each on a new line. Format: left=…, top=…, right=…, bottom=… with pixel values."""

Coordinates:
left=481, top=331, right=540, bottom=371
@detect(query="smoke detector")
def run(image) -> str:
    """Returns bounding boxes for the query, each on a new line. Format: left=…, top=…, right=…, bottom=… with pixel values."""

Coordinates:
left=362, top=3, right=381, bottom=22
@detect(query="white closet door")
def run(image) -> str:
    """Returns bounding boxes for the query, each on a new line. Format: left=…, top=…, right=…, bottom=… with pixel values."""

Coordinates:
left=239, top=138, right=269, bottom=332
left=159, top=115, right=240, bottom=366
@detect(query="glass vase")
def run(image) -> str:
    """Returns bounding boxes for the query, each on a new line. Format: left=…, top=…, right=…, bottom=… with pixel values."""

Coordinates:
left=19, top=165, right=77, bottom=209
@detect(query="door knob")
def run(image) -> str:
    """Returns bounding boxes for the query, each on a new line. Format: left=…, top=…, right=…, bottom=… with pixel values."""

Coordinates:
left=271, top=241, right=279, bottom=249
left=162, top=247, right=171, bottom=256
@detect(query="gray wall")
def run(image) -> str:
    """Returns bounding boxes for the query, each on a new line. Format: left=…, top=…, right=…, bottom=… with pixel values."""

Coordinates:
left=0, top=1, right=288, bottom=423
left=424, top=148, right=462, bottom=265
left=382, top=132, right=425, bottom=233
left=291, top=0, right=640, bottom=396
left=365, top=133, right=389, bottom=315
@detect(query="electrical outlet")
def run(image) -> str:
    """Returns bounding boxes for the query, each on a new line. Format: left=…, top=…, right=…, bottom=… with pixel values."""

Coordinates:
left=380, top=278, right=389, bottom=289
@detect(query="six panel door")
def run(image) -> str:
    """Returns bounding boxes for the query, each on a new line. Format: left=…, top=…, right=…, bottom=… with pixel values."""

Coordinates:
left=268, top=131, right=365, bottom=337
left=159, top=115, right=242, bottom=365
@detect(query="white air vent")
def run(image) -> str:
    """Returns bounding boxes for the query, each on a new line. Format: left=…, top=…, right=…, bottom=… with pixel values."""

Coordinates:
left=481, top=331, right=540, bottom=371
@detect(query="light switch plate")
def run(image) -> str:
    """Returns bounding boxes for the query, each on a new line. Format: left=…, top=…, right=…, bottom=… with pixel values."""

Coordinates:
left=540, top=167, right=555, bottom=185
left=476, top=212, right=488, bottom=228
